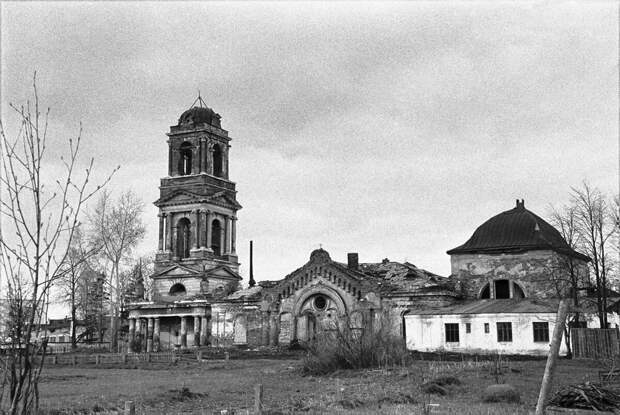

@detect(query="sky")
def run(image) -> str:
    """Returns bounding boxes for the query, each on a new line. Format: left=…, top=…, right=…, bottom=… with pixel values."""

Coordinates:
left=1, top=2, right=618, bottom=317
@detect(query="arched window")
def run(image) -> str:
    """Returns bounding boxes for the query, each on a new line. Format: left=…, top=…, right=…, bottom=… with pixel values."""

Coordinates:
left=169, top=283, right=186, bottom=296
left=479, top=280, right=526, bottom=299
left=480, top=284, right=491, bottom=299
left=176, top=218, right=191, bottom=259
left=178, top=142, right=193, bottom=176
left=211, top=219, right=221, bottom=255
left=213, top=144, right=223, bottom=177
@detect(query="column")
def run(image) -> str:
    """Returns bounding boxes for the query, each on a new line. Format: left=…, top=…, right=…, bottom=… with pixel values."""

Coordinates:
left=200, top=316, right=208, bottom=346
left=166, top=213, right=173, bottom=252
left=192, top=209, right=200, bottom=249
left=223, top=216, right=230, bottom=255
left=153, top=318, right=160, bottom=353
left=193, top=316, right=201, bottom=347
left=180, top=316, right=187, bottom=348
left=168, top=143, right=173, bottom=176
left=192, top=145, right=199, bottom=175
left=128, top=319, right=136, bottom=352
left=157, top=213, right=164, bottom=252
left=172, top=225, right=178, bottom=259
left=135, top=319, right=142, bottom=352
left=147, top=318, right=154, bottom=352
left=199, top=138, right=206, bottom=173
left=200, top=210, right=207, bottom=249
left=231, top=217, right=237, bottom=255
left=207, top=143, right=214, bottom=175
left=206, top=211, right=213, bottom=252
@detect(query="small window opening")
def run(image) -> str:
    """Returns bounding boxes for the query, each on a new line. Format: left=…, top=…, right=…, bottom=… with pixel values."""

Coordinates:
left=178, top=142, right=193, bottom=176
left=314, top=295, right=327, bottom=310
left=445, top=323, right=459, bottom=343
left=176, top=218, right=191, bottom=259
left=494, top=280, right=510, bottom=299
left=484, top=323, right=490, bottom=333
left=169, top=283, right=187, bottom=296
left=211, top=219, right=221, bottom=255
left=213, top=144, right=223, bottom=177
left=533, top=322, right=549, bottom=342
left=497, top=322, right=513, bottom=342
left=465, top=323, right=471, bottom=333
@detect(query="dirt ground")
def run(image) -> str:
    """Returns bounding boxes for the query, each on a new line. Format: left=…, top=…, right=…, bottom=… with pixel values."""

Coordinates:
left=38, top=356, right=609, bottom=414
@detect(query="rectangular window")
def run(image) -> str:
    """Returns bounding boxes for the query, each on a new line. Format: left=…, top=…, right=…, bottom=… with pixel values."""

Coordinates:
left=465, top=323, right=471, bottom=333
left=445, top=323, right=460, bottom=343
left=533, top=322, right=549, bottom=342
left=497, top=322, right=513, bottom=342
left=484, top=323, right=489, bottom=333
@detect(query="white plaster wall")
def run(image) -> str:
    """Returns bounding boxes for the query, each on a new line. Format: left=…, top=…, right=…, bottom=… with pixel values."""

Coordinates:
left=405, top=313, right=567, bottom=356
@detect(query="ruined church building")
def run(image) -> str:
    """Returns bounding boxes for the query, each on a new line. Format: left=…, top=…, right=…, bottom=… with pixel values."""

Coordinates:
left=128, top=102, right=606, bottom=356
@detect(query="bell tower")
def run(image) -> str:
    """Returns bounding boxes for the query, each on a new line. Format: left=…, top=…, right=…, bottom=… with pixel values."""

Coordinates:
left=154, top=96, right=241, bottom=276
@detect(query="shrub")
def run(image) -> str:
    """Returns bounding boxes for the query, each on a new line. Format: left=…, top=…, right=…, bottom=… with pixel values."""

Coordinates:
left=482, top=384, right=520, bottom=403
left=301, top=315, right=409, bottom=375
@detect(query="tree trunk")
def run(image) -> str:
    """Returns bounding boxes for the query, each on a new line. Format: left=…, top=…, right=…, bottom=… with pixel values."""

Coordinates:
left=71, top=287, right=77, bottom=350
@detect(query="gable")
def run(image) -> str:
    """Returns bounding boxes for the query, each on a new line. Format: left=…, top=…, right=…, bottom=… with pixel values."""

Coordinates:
left=155, top=190, right=203, bottom=207
left=152, top=264, right=201, bottom=279
left=274, top=262, right=363, bottom=301
left=207, top=265, right=242, bottom=280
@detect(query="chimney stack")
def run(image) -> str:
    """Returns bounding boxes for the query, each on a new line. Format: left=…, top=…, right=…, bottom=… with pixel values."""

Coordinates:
left=249, top=240, right=255, bottom=287
left=347, top=253, right=359, bottom=270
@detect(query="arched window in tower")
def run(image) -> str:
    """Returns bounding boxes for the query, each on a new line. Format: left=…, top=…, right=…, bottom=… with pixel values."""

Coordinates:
left=211, top=219, right=222, bottom=255
left=213, top=144, right=223, bottom=178
left=178, top=142, right=193, bottom=176
left=176, top=218, right=191, bottom=259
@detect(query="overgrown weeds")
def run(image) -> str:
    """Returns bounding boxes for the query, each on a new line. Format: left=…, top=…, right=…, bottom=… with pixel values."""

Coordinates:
left=301, top=316, right=409, bottom=375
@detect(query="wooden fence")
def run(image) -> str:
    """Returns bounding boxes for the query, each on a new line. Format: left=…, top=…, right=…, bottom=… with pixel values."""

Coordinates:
left=40, top=351, right=178, bottom=366
left=571, top=328, right=620, bottom=359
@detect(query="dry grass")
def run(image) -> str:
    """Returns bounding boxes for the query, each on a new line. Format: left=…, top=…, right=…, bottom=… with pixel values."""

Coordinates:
left=37, top=356, right=608, bottom=414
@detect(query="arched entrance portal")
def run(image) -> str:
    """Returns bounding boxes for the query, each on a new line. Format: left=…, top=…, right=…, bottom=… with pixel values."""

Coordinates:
left=294, top=291, right=344, bottom=342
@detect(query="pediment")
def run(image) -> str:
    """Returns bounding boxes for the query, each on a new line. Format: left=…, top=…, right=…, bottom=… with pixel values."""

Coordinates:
left=207, top=265, right=242, bottom=280
left=152, top=264, right=201, bottom=279
left=206, top=192, right=242, bottom=210
left=155, top=190, right=203, bottom=207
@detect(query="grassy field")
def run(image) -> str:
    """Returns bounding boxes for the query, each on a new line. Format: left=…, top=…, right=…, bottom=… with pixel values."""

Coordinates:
left=38, top=356, right=609, bottom=414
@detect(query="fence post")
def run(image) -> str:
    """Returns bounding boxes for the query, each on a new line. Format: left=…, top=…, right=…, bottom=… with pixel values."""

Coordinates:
left=122, top=353, right=127, bottom=364
left=197, top=350, right=203, bottom=362
left=224, top=351, right=229, bottom=361
left=147, top=353, right=151, bottom=363
left=51, top=355, right=57, bottom=365
left=254, top=383, right=263, bottom=415
left=95, top=354, right=100, bottom=365
left=72, top=355, right=76, bottom=366
left=124, top=400, right=135, bottom=415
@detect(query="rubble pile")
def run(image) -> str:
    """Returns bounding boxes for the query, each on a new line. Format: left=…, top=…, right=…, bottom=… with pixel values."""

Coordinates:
left=548, top=382, right=620, bottom=411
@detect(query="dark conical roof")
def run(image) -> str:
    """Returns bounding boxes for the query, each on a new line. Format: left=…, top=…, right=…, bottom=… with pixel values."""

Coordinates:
left=447, top=200, right=590, bottom=261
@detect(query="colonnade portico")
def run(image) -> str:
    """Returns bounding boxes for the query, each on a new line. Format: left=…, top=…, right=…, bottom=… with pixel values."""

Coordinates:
left=128, top=314, right=209, bottom=352
left=158, top=211, right=237, bottom=256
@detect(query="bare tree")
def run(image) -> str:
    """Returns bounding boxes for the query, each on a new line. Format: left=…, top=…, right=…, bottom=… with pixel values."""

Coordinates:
left=0, top=74, right=114, bottom=414
left=570, top=182, right=619, bottom=328
left=88, top=190, right=145, bottom=351
left=548, top=204, right=586, bottom=357
left=57, top=227, right=99, bottom=349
